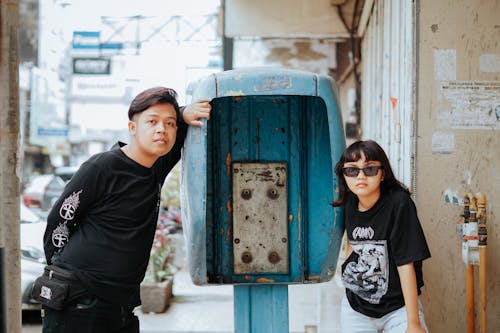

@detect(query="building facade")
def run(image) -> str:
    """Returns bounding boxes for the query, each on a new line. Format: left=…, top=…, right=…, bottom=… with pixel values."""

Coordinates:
left=225, top=0, right=499, bottom=332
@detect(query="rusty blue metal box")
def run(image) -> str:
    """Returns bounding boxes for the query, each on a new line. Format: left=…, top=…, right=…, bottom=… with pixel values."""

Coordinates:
left=181, top=67, right=345, bottom=285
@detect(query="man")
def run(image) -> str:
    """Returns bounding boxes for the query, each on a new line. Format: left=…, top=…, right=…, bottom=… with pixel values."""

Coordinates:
left=41, top=87, right=211, bottom=332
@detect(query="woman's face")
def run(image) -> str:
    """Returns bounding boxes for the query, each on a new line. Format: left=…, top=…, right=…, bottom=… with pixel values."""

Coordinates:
left=342, top=151, right=384, bottom=202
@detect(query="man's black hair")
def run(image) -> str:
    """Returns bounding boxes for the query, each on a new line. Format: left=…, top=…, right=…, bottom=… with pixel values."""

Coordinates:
left=128, top=87, right=181, bottom=122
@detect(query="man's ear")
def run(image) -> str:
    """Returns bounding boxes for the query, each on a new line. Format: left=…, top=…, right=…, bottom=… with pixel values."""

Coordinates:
left=128, top=120, right=136, bottom=135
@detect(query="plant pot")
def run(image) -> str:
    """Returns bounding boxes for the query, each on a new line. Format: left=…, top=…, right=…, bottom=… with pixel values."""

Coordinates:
left=140, top=277, right=173, bottom=313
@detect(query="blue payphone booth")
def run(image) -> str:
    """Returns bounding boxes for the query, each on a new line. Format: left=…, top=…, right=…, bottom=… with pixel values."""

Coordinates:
left=181, top=68, right=345, bottom=332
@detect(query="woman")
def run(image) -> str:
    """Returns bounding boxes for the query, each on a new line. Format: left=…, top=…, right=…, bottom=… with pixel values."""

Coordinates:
left=333, top=140, right=431, bottom=333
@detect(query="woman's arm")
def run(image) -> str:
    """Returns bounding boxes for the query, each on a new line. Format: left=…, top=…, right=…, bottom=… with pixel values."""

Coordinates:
left=345, top=235, right=352, bottom=258
left=397, top=262, right=427, bottom=333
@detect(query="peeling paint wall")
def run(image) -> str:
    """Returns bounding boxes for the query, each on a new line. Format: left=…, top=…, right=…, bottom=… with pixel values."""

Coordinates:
left=416, top=1, right=499, bottom=332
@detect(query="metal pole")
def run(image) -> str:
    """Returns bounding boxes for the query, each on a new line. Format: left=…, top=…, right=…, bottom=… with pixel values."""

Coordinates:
left=221, top=0, right=233, bottom=71
left=0, top=0, right=22, bottom=332
left=0, top=249, right=4, bottom=333
left=234, top=285, right=289, bottom=333
left=223, top=36, right=233, bottom=71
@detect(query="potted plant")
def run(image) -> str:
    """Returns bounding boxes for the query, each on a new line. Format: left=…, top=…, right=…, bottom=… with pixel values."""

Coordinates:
left=140, top=228, right=175, bottom=313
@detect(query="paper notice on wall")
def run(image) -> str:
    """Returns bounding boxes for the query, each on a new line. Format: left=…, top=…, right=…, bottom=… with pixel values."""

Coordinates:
left=434, top=49, right=456, bottom=81
left=479, top=54, right=500, bottom=73
left=432, top=131, right=455, bottom=153
left=437, top=81, right=500, bottom=130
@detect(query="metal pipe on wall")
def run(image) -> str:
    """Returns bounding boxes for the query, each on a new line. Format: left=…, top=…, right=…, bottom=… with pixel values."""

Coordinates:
left=466, top=264, right=475, bottom=333
left=479, top=247, right=486, bottom=333
left=462, top=193, right=476, bottom=333
left=476, top=193, right=487, bottom=333
left=459, top=192, right=488, bottom=333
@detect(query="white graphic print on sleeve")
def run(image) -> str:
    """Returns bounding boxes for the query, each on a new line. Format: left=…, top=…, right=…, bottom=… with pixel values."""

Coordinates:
left=342, top=240, right=389, bottom=304
left=51, top=190, right=82, bottom=248
left=59, top=190, right=82, bottom=220
left=52, top=222, right=70, bottom=248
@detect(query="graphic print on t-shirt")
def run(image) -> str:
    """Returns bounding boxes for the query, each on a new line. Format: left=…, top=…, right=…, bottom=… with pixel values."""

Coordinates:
left=52, top=190, right=82, bottom=248
left=342, top=240, right=388, bottom=304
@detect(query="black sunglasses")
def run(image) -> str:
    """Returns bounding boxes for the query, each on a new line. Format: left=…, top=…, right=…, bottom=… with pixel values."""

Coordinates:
left=342, top=166, right=383, bottom=177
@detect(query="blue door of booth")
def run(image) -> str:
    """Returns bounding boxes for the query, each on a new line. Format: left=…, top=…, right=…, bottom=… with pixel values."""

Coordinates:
left=207, top=95, right=337, bottom=284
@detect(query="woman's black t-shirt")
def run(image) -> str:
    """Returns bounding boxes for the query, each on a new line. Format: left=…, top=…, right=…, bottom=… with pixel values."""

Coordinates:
left=341, top=189, right=431, bottom=318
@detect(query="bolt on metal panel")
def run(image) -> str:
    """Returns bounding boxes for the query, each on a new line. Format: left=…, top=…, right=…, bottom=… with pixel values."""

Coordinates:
left=232, top=162, right=289, bottom=274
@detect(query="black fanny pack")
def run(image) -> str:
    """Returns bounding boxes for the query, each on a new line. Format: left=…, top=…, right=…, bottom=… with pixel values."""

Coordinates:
left=31, top=265, right=89, bottom=310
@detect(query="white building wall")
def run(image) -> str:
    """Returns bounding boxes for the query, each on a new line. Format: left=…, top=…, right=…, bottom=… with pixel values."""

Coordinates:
left=361, top=0, right=415, bottom=188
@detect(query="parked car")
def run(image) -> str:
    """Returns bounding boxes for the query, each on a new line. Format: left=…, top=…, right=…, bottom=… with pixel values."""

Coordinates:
left=23, top=174, right=66, bottom=211
left=20, top=201, right=46, bottom=310
left=55, top=166, right=79, bottom=183
left=20, top=200, right=43, bottom=224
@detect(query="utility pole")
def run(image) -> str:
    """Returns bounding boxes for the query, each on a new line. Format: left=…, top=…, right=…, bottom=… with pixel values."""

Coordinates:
left=0, top=1, right=22, bottom=332
left=222, top=0, right=233, bottom=70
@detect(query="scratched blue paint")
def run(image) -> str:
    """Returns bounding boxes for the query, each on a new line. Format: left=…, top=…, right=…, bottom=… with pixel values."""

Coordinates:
left=181, top=67, right=345, bottom=286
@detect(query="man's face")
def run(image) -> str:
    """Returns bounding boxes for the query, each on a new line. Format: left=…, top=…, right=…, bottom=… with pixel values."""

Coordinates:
left=129, top=103, right=178, bottom=160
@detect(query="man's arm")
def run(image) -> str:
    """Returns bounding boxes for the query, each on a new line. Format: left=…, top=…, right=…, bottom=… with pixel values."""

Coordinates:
left=153, top=99, right=213, bottom=180
left=43, top=162, right=102, bottom=264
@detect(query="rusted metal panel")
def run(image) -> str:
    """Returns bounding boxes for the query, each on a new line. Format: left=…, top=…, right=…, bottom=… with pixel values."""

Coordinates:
left=232, top=162, right=289, bottom=274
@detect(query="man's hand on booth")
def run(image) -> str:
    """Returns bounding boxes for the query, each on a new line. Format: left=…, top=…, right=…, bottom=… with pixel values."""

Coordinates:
left=183, top=99, right=212, bottom=127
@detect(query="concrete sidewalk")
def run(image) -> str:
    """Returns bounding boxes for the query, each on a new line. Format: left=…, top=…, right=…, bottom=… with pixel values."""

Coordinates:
left=137, top=270, right=344, bottom=333
left=137, top=233, right=344, bottom=333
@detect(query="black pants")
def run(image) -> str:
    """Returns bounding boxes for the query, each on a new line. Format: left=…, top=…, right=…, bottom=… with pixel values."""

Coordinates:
left=42, top=295, right=139, bottom=333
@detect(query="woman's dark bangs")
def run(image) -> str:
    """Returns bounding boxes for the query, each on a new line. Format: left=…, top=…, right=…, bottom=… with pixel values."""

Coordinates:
left=361, top=145, right=380, bottom=162
left=345, top=148, right=362, bottom=162
left=345, top=144, right=378, bottom=163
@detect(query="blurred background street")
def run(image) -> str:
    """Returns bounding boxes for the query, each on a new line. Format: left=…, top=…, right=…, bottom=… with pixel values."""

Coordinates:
left=6, top=0, right=499, bottom=332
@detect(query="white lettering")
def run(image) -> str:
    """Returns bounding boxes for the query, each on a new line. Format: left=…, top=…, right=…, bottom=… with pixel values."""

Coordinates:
left=352, top=226, right=374, bottom=240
